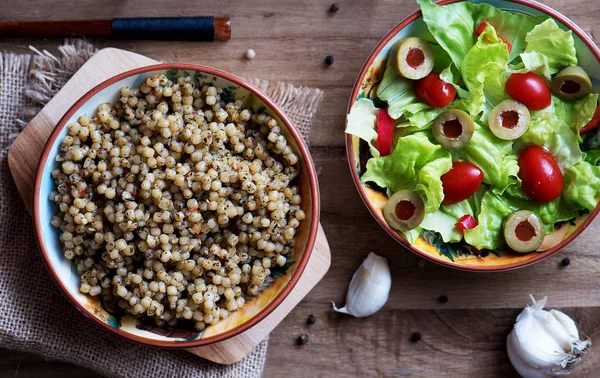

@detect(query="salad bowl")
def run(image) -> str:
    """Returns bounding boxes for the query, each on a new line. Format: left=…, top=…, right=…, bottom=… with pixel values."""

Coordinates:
left=346, top=0, right=600, bottom=271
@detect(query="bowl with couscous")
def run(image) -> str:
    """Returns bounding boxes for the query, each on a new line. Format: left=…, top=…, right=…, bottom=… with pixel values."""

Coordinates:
left=33, top=63, right=320, bottom=347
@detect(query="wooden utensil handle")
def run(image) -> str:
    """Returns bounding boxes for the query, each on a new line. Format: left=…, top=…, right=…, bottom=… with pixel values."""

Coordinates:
left=0, top=20, right=111, bottom=37
left=0, top=17, right=231, bottom=41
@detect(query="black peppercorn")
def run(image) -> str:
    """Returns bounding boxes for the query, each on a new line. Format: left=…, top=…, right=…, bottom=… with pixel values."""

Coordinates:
left=297, top=333, right=309, bottom=345
left=325, top=56, right=334, bottom=66
left=306, top=314, right=317, bottom=325
left=329, top=3, right=340, bottom=12
left=438, top=295, right=448, bottom=304
left=410, top=332, right=422, bottom=342
left=561, top=257, right=571, bottom=266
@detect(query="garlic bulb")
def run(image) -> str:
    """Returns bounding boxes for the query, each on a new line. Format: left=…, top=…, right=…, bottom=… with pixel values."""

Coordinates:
left=332, top=252, right=391, bottom=317
left=507, top=296, right=591, bottom=378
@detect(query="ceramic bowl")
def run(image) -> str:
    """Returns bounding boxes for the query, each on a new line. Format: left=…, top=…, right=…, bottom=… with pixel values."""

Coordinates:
left=33, top=63, right=320, bottom=347
left=346, top=0, right=600, bottom=271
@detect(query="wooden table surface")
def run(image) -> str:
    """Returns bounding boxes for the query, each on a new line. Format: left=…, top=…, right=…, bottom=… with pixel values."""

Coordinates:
left=2, top=0, right=600, bottom=377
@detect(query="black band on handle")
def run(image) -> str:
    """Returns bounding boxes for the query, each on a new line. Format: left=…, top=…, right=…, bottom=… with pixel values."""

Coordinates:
left=111, top=17, right=215, bottom=41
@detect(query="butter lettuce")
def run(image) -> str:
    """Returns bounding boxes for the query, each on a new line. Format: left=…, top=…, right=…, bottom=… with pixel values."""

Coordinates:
left=377, top=61, right=429, bottom=120
left=475, top=3, right=546, bottom=61
left=524, top=19, right=578, bottom=74
left=461, top=25, right=510, bottom=120
left=564, top=161, right=600, bottom=210
left=416, top=0, right=477, bottom=68
left=464, top=192, right=577, bottom=250
left=459, top=123, right=519, bottom=193
left=361, top=132, right=451, bottom=213
left=421, top=190, right=483, bottom=243
left=554, top=94, right=599, bottom=139
left=521, top=110, right=582, bottom=170
left=509, top=51, right=551, bottom=82
left=345, top=98, right=380, bottom=157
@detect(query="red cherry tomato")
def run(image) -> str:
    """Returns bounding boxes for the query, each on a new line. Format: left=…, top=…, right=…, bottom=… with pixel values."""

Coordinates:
left=580, top=104, right=600, bottom=135
left=376, top=108, right=394, bottom=156
left=455, top=214, right=478, bottom=231
left=441, top=162, right=484, bottom=205
left=415, top=73, right=456, bottom=108
left=475, top=21, right=512, bottom=52
left=518, top=145, right=563, bottom=203
left=505, top=72, right=551, bottom=110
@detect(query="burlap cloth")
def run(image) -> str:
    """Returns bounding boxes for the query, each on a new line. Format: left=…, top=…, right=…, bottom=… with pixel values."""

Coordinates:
left=0, top=40, right=322, bottom=378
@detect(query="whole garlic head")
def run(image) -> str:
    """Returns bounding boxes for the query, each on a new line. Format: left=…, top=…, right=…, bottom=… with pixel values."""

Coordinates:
left=332, top=252, right=391, bottom=318
left=507, top=296, right=591, bottom=378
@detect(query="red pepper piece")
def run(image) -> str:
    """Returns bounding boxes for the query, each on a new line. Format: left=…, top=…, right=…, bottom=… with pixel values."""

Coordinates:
left=376, top=108, right=394, bottom=156
left=455, top=214, right=478, bottom=231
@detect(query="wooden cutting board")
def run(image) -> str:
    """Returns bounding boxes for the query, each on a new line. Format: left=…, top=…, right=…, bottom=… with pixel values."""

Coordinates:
left=7, top=47, right=331, bottom=365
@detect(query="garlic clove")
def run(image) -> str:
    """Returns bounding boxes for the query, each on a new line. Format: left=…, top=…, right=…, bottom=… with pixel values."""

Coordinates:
left=332, top=252, right=391, bottom=318
left=550, top=309, right=580, bottom=340
left=507, top=296, right=591, bottom=378
left=507, top=333, right=550, bottom=378
left=532, top=307, right=574, bottom=354
left=512, top=307, right=567, bottom=370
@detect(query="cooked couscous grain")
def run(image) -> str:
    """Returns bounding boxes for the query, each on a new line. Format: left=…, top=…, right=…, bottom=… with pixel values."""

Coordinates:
left=50, top=72, right=304, bottom=330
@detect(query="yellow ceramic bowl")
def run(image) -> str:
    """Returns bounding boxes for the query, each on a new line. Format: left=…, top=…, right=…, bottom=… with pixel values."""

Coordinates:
left=346, top=0, right=600, bottom=271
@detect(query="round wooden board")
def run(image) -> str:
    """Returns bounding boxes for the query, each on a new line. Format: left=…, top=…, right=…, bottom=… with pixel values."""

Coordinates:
left=7, top=47, right=331, bottom=365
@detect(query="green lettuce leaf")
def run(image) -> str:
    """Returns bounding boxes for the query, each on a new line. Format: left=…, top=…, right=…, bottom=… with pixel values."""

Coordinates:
left=583, top=150, right=600, bottom=166
left=461, top=25, right=510, bottom=120
left=361, top=132, right=452, bottom=212
left=564, top=161, right=600, bottom=210
left=464, top=191, right=515, bottom=249
left=554, top=93, right=599, bottom=140
left=464, top=191, right=577, bottom=250
left=524, top=19, right=577, bottom=74
left=417, top=0, right=477, bottom=68
left=508, top=51, right=551, bottom=82
left=431, top=43, right=454, bottom=73
left=421, top=189, right=483, bottom=243
left=475, top=3, right=546, bottom=61
left=345, top=98, right=380, bottom=157
left=521, top=110, right=582, bottom=170
left=377, top=60, right=430, bottom=120
left=458, top=123, right=519, bottom=194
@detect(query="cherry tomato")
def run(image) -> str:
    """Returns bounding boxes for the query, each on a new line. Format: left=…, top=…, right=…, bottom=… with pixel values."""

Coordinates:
left=580, top=104, right=600, bottom=134
left=415, top=72, right=456, bottom=108
left=455, top=214, right=478, bottom=231
left=376, top=108, right=394, bottom=156
left=441, top=162, right=484, bottom=205
left=475, top=21, right=512, bottom=52
left=505, top=72, right=551, bottom=110
left=518, top=145, right=563, bottom=203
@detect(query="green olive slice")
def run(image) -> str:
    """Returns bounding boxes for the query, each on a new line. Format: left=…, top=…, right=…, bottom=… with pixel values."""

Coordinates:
left=390, top=37, right=435, bottom=80
left=384, top=190, right=425, bottom=231
left=488, top=100, right=530, bottom=140
left=551, top=66, right=592, bottom=101
left=503, top=210, right=545, bottom=253
left=432, top=109, right=475, bottom=149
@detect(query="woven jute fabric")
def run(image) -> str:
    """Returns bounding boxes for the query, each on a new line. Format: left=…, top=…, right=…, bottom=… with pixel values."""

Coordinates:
left=0, top=40, right=322, bottom=378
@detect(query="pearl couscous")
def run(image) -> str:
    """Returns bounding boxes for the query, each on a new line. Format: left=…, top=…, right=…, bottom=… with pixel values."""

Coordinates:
left=49, top=72, right=305, bottom=330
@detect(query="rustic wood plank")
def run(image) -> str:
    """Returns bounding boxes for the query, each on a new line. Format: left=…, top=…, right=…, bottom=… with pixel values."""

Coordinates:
left=1, top=0, right=600, bottom=376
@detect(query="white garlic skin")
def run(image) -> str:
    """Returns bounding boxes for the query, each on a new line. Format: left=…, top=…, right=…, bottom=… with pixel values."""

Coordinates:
left=332, top=252, right=391, bottom=318
left=507, top=296, right=591, bottom=378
